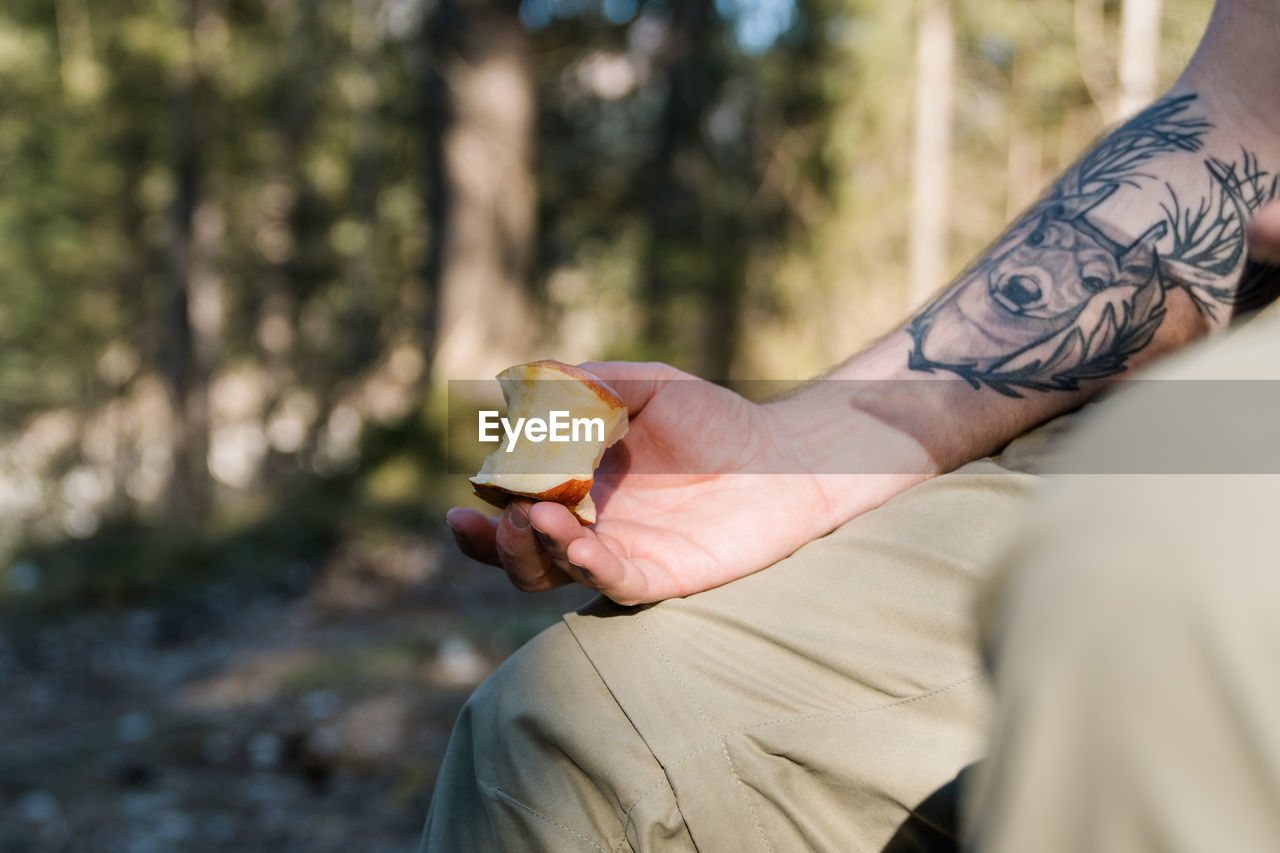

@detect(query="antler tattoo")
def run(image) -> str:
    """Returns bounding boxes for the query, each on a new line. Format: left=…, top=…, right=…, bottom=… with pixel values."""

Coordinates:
left=908, top=93, right=1280, bottom=396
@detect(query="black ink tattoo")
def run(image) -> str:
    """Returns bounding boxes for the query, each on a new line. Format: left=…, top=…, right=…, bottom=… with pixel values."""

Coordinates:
left=1161, top=151, right=1280, bottom=318
left=907, top=93, right=1280, bottom=397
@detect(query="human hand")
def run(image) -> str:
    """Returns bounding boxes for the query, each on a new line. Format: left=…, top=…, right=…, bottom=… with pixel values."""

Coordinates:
left=446, top=361, right=934, bottom=604
left=1247, top=199, right=1280, bottom=264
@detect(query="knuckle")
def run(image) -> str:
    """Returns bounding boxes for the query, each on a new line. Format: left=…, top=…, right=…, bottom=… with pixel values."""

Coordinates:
left=495, top=527, right=534, bottom=558
left=496, top=545, right=526, bottom=574
left=499, top=550, right=553, bottom=593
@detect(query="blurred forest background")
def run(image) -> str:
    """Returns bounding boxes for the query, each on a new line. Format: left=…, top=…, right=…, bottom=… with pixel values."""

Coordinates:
left=0, top=0, right=1209, bottom=849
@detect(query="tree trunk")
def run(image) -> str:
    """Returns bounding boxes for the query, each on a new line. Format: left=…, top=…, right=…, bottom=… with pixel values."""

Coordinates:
left=908, top=0, right=955, bottom=305
left=346, top=0, right=383, bottom=373
left=640, top=0, right=722, bottom=372
left=1005, top=51, right=1044, bottom=221
left=1117, top=0, right=1162, bottom=119
left=54, top=0, right=102, bottom=101
left=423, top=0, right=538, bottom=382
left=1074, top=0, right=1117, bottom=121
left=702, top=228, right=745, bottom=381
left=163, top=0, right=221, bottom=521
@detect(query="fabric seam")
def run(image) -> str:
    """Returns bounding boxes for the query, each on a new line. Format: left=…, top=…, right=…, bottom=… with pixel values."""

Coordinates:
left=634, top=613, right=770, bottom=852
left=645, top=672, right=986, bottom=774
left=736, top=673, right=985, bottom=734
left=571, top=611, right=986, bottom=851
left=559, top=618, right=699, bottom=851
left=480, top=780, right=609, bottom=853
left=636, top=615, right=718, bottom=733
left=719, top=734, right=775, bottom=853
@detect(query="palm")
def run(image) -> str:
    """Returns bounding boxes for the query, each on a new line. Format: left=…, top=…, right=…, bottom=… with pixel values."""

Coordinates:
left=580, top=383, right=831, bottom=599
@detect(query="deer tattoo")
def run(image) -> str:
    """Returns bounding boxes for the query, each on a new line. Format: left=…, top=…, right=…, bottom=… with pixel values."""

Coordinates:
left=908, top=94, right=1280, bottom=397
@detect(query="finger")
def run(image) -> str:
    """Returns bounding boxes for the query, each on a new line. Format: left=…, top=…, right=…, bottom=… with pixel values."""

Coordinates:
left=1247, top=200, right=1280, bottom=264
left=496, top=500, right=572, bottom=592
left=562, top=536, right=666, bottom=607
left=536, top=523, right=683, bottom=606
left=528, top=501, right=600, bottom=587
left=561, top=535, right=627, bottom=595
left=445, top=507, right=501, bottom=566
left=576, top=361, right=687, bottom=417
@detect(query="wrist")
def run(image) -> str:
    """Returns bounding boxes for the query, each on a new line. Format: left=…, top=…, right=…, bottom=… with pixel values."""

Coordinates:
left=764, top=338, right=971, bottom=526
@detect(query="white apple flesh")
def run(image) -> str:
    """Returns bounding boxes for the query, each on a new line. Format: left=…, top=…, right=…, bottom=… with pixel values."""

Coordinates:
left=470, top=361, right=628, bottom=524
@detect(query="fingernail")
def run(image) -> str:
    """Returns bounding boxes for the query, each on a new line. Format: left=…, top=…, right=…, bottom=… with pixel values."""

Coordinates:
left=445, top=521, right=466, bottom=547
left=509, top=507, right=530, bottom=531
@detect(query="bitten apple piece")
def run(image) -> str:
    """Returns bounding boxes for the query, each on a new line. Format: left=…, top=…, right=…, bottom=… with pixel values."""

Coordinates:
left=469, top=360, right=628, bottom=524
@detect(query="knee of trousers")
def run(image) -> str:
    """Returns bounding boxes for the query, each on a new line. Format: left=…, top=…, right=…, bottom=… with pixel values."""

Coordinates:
left=459, top=620, right=618, bottom=796
left=440, top=619, right=676, bottom=848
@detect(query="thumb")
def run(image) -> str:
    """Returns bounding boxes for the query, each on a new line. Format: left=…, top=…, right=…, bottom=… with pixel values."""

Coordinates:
left=576, top=361, right=692, bottom=417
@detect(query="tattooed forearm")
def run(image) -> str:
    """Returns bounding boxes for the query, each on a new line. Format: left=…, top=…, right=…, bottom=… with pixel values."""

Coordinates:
left=907, top=93, right=1280, bottom=397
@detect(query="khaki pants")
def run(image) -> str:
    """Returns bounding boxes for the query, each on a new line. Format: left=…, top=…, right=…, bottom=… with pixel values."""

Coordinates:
left=424, top=311, right=1280, bottom=853
left=968, top=311, right=1280, bottom=852
left=423, top=453, right=1049, bottom=851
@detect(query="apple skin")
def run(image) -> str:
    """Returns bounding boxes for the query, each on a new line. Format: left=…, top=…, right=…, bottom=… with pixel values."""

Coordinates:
left=519, top=359, right=625, bottom=410
left=470, top=479, right=595, bottom=522
left=468, top=360, right=627, bottom=525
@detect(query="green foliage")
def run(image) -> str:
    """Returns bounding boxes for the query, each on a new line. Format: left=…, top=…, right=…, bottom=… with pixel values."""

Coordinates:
left=0, top=0, right=1216, bottom=607
left=1, top=409, right=447, bottom=615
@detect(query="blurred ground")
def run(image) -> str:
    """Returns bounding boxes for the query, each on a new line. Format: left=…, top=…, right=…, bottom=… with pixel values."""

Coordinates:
left=0, top=527, right=590, bottom=853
